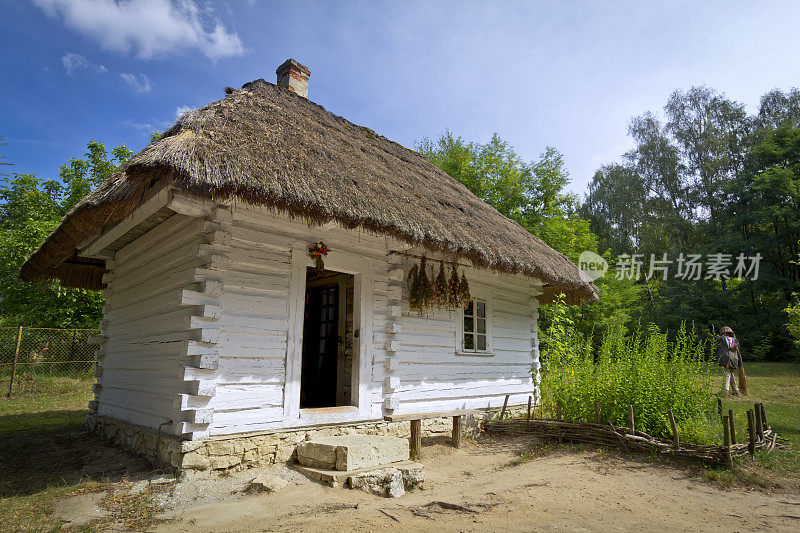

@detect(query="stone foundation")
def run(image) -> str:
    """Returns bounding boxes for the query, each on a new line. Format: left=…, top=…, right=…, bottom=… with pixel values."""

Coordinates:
left=87, top=405, right=527, bottom=472
left=86, top=413, right=185, bottom=470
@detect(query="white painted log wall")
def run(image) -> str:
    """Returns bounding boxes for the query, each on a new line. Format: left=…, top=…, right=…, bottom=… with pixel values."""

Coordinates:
left=93, top=199, right=541, bottom=438
left=207, top=204, right=393, bottom=435
left=386, top=259, right=538, bottom=415
left=205, top=204, right=539, bottom=434
left=95, top=213, right=201, bottom=430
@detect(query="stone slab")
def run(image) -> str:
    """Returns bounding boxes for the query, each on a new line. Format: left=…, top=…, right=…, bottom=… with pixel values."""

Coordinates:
left=349, top=468, right=405, bottom=498
left=292, top=460, right=423, bottom=488
left=295, top=435, right=409, bottom=471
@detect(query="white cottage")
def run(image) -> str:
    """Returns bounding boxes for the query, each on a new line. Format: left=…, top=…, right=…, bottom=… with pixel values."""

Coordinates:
left=21, top=59, right=597, bottom=471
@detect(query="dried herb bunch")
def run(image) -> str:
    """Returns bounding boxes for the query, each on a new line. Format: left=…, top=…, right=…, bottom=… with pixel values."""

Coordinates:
left=407, top=256, right=470, bottom=315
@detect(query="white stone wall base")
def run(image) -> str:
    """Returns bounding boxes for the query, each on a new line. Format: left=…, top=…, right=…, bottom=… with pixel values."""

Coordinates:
left=87, top=406, right=528, bottom=472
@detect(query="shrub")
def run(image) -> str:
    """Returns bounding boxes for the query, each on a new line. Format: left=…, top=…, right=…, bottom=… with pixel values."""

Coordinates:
left=540, top=296, right=717, bottom=440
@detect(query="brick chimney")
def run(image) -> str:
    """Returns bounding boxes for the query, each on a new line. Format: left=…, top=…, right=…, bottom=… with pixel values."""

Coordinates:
left=276, top=59, right=310, bottom=98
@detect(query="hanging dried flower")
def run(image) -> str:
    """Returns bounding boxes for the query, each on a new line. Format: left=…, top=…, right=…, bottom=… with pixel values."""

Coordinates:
left=434, top=261, right=448, bottom=307
left=447, top=260, right=461, bottom=309
left=418, top=256, right=433, bottom=315
left=459, top=270, right=471, bottom=306
left=408, top=263, right=421, bottom=312
left=407, top=262, right=418, bottom=283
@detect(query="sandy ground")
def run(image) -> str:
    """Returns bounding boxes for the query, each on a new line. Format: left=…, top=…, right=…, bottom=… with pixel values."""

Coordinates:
left=124, top=437, right=800, bottom=533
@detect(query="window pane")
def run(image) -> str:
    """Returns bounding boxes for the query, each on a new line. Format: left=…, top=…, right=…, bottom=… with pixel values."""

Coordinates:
left=464, top=333, right=474, bottom=351
left=477, top=318, right=486, bottom=334
left=476, top=335, right=487, bottom=351
left=464, top=300, right=474, bottom=316
left=463, top=315, right=473, bottom=333
left=477, top=300, right=486, bottom=318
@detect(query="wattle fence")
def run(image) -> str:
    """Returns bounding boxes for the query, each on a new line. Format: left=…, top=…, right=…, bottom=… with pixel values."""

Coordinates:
left=485, top=398, right=785, bottom=467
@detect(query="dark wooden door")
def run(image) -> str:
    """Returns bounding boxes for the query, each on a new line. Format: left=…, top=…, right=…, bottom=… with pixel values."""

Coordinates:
left=300, top=284, right=339, bottom=408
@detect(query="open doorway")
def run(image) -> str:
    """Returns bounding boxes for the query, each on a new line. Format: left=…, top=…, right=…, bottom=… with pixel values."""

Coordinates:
left=300, top=268, right=355, bottom=409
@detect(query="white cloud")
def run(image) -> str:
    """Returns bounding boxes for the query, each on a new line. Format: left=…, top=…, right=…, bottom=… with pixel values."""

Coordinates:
left=61, top=52, right=109, bottom=74
left=34, top=0, right=244, bottom=61
left=175, top=105, right=193, bottom=118
left=123, top=119, right=155, bottom=132
left=61, top=52, right=88, bottom=74
left=120, top=72, right=151, bottom=93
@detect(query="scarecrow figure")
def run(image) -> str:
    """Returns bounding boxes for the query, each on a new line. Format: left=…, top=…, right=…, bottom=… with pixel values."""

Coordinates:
left=715, top=326, right=744, bottom=396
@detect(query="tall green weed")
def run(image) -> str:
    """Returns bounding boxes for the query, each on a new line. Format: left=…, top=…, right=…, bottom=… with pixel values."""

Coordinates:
left=540, top=297, right=717, bottom=442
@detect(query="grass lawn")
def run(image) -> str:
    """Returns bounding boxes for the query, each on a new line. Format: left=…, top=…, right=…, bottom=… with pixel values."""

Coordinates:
left=706, top=362, right=800, bottom=490
left=0, top=374, right=114, bottom=532
left=0, top=374, right=92, bottom=440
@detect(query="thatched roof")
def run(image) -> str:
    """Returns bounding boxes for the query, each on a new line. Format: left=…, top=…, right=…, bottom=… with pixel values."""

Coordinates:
left=20, top=78, right=597, bottom=304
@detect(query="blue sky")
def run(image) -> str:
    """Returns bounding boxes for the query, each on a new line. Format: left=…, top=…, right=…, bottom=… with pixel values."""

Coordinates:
left=2, top=0, right=800, bottom=196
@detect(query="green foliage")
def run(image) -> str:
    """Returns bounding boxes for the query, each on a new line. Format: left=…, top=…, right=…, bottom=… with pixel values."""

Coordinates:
left=786, top=252, right=800, bottom=350
left=541, top=295, right=716, bottom=441
left=417, top=131, right=597, bottom=262
left=583, top=86, right=800, bottom=361
left=0, top=140, right=131, bottom=327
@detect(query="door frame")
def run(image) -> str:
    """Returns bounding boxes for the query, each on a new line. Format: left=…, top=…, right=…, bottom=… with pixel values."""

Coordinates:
left=303, top=274, right=351, bottom=407
left=284, top=242, right=374, bottom=426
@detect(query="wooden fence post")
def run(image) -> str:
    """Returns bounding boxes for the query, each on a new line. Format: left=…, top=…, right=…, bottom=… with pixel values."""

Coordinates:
left=747, top=409, right=756, bottom=455
left=527, top=396, right=532, bottom=421
left=717, top=398, right=723, bottom=418
left=759, top=403, right=768, bottom=430
left=594, top=402, right=601, bottom=424
left=727, top=409, right=736, bottom=444
left=754, top=403, right=764, bottom=441
left=628, top=405, right=635, bottom=433
left=452, top=416, right=462, bottom=449
left=410, top=420, right=422, bottom=460
left=722, top=415, right=733, bottom=468
left=668, top=410, right=679, bottom=450
left=6, top=326, right=23, bottom=398
left=500, top=394, right=509, bottom=420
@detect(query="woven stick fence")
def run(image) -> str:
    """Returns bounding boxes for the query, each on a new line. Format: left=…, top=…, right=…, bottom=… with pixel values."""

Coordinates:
left=485, top=398, right=786, bottom=467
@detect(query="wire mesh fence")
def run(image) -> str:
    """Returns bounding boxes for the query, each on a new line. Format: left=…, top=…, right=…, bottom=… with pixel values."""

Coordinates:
left=1, top=326, right=99, bottom=381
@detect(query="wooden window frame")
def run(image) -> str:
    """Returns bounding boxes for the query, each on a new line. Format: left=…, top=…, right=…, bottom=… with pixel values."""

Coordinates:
left=456, top=293, right=494, bottom=357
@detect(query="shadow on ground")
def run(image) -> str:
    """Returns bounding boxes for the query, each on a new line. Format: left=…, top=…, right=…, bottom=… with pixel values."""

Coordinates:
left=0, top=411, right=153, bottom=497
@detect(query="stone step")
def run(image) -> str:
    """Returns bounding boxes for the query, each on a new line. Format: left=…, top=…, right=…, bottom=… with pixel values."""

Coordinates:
left=292, top=460, right=424, bottom=491
left=295, top=435, right=409, bottom=471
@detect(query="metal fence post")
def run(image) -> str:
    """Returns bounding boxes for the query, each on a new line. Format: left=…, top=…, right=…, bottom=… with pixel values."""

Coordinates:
left=6, top=326, right=23, bottom=398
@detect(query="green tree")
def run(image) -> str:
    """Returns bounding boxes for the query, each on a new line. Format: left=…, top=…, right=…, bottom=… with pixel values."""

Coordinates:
left=0, top=141, right=132, bottom=327
left=416, top=131, right=596, bottom=261
left=583, top=86, right=800, bottom=360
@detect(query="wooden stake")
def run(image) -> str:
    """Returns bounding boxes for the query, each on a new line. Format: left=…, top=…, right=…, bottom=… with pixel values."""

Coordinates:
left=727, top=409, right=736, bottom=444
left=556, top=401, right=562, bottom=422
left=6, top=326, right=23, bottom=398
left=754, top=403, right=764, bottom=441
left=410, top=419, right=422, bottom=460
left=527, top=396, right=532, bottom=421
left=722, top=415, right=733, bottom=468
left=500, top=394, right=509, bottom=420
left=451, top=415, right=462, bottom=449
left=594, top=402, right=601, bottom=424
left=759, top=403, right=768, bottom=430
left=668, top=410, right=679, bottom=450
left=717, top=398, right=723, bottom=418
left=747, top=409, right=756, bottom=455
left=628, top=405, right=635, bottom=433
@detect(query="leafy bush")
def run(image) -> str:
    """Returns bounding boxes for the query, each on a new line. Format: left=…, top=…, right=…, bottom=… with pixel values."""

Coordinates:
left=540, top=296, right=717, bottom=441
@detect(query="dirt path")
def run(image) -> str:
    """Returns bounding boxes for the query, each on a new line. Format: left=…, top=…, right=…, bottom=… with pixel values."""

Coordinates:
left=153, top=438, right=800, bottom=532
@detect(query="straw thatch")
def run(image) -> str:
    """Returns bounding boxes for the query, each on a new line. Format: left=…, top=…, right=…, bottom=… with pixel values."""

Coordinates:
left=20, top=78, right=597, bottom=304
